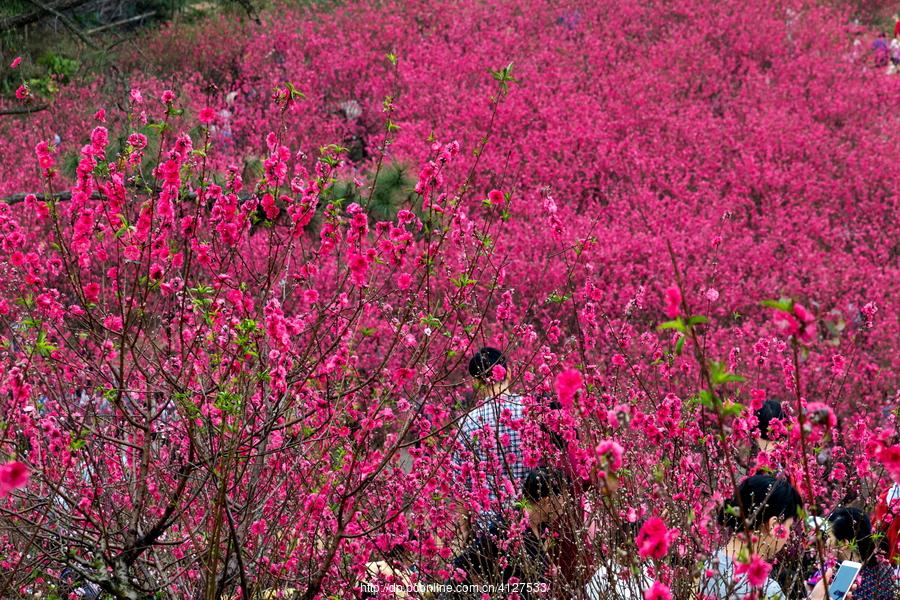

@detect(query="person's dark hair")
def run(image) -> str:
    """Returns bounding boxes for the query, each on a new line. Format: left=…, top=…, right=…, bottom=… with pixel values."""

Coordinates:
left=522, top=468, right=567, bottom=502
left=719, top=475, right=803, bottom=532
left=468, top=347, right=507, bottom=381
left=828, top=507, right=877, bottom=565
left=754, top=400, right=785, bottom=441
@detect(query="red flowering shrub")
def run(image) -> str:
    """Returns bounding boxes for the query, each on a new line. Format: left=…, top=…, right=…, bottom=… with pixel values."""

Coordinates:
left=0, top=0, right=897, bottom=598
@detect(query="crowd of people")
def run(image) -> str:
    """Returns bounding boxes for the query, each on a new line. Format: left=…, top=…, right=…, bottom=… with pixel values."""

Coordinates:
left=364, top=347, right=900, bottom=599
left=862, top=15, right=900, bottom=74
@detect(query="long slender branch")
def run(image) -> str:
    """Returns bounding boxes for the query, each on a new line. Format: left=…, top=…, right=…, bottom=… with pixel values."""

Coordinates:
left=0, top=104, right=50, bottom=116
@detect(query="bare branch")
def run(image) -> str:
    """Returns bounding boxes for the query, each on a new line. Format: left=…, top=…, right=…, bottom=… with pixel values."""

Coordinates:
left=0, top=0, right=90, bottom=32
left=0, top=104, right=50, bottom=116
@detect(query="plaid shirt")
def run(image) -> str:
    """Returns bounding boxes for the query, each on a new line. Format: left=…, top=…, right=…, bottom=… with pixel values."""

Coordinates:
left=456, top=393, right=527, bottom=504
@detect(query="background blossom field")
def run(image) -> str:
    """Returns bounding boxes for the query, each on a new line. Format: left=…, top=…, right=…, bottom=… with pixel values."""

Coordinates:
left=0, top=0, right=897, bottom=598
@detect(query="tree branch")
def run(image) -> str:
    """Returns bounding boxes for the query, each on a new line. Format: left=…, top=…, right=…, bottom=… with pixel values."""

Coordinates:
left=24, top=0, right=100, bottom=50
left=0, top=0, right=90, bottom=31
left=0, top=104, right=50, bottom=116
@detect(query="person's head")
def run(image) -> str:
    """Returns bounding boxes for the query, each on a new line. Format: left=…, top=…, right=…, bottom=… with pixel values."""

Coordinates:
left=468, top=347, right=509, bottom=393
left=754, top=400, right=785, bottom=453
left=522, top=467, right=568, bottom=526
left=827, top=507, right=876, bottom=565
left=720, top=475, right=803, bottom=559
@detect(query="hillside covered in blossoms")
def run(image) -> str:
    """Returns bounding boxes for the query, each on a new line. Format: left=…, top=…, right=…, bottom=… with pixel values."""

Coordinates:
left=0, top=0, right=898, bottom=598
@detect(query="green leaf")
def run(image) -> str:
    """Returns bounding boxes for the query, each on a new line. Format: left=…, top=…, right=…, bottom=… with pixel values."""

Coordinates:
left=674, top=335, right=686, bottom=355
left=450, top=275, right=477, bottom=288
left=761, top=298, right=793, bottom=312
left=657, top=318, right=687, bottom=333
left=722, top=401, right=745, bottom=417
left=285, top=81, right=305, bottom=100
left=546, top=291, right=571, bottom=303
left=687, top=315, right=709, bottom=326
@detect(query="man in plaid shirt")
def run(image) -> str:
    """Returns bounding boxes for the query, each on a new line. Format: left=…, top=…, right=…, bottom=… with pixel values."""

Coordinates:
left=456, top=347, right=527, bottom=508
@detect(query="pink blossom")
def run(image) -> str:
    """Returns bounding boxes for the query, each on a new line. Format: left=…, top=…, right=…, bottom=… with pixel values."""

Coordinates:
left=555, top=367, right=582, bottom=409
left=735, top=554, right=772, bottom=588
left=347, top=253, right=369, bottom=286
left=491, top=364, right=506, bottom=382
left=103, top=315, right=124, bottom=332
left=596, top=440, right=624, bottom=471
left=749, top=388, right=766, bottom=410
left=90, top=126, right=109, bottom=153
left=392, top=368, right=416, bottom=386
left=249, top=519, right=267, bottom=536
left=644, top=581, right=672, bottom=600
left=161, top=89, right=176, bottom=104
left=395, top=272, right=412, bottom=290
left=127, top=133, right=148, bottom=150
left=15, top=84, right=29, bottom=100
left=83, top=283, right=100, bottom=304
left=635, top=516, right=673, bottom=560
left=878, top=445, right=900, bottom=483
left=487, top=189, right=505, bottom=205
left=9, top=56, right=22, bottom=69
left=198, top=106, right=216, bottom=124
left=664, top=285, right=681, bottom=318
left=0, top=462, right=29, bottom=498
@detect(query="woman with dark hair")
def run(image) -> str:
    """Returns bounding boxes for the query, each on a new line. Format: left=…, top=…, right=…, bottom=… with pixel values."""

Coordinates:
left=444, top=468, right=568, bottom=598
left=700, top=475, right=851, bottom=599
left=825, top=507, right=897, bottom=600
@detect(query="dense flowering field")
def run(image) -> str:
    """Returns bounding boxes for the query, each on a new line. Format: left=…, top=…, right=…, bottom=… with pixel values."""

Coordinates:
left=0, top=0, right=898, bottom=598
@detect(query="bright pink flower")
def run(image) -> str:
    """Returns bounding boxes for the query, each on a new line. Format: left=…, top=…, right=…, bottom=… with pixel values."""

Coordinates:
left=161, top=89, right=176, bottom=104
left=735, top=554, right=772, bottom=588
left=644, top=581, right=672, bottom=600
left=0, top=461, right=29, bottom=498
left=878, top=445, right=900, bottom=483
left=487, top=189, right=505, bottom=205
left=249, top=519, right=267, bottom=536
left=636, top=516, right=672, bottom=560
left=392, top=368, right=416, bottom=386
left=129, top=88, right=143, bottom=104
left=792, top=302, right=814, bottom=324
left=596, top=440, right=624, bottom=471
left=9, top=56, right=22, bottom=69
left=15, top=84, right=29, bottom=100
left=555, top=368, right=582, bottom=409
left=773, top=309, right=799, bottom=335
left=198, top=106, right=216, bottom=124
left=83, top=283, right=100, bottom=304
left=35, top=141, right=55, bottom=169
left=90, top=126, right=109, bottom=153
left=94, top=108, right=106, bottom=122
left=749, top=388, right=766, bottom=410
left=347, top=253, right=369, bottom=286
left=127, top=133, right=148, bottom=150
left=664, top=285, right=681, bottom=318
left=103, top=315, right=124, bottom=332
left=491, top=364, right=506, bottom=382
left=395, top=272, right=412, bottom=290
